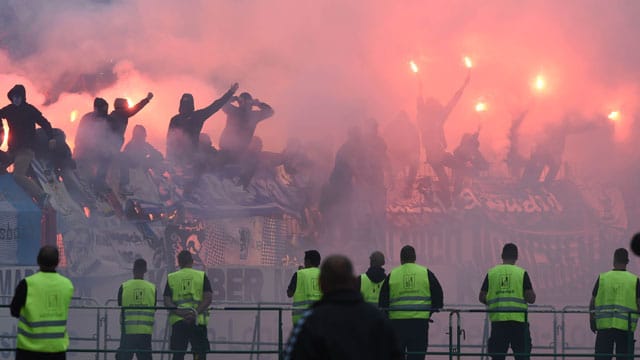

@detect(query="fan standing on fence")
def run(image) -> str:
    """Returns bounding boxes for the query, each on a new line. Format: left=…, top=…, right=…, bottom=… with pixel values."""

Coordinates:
left=479, top=243, right=536, bottom=360
left=10, top=245, right=74, bottom=360
left=117, top=258, right=156, bottom=360
left=0, top=84, right=56, bottom=207
left=589, top=248, right=640, bottom=360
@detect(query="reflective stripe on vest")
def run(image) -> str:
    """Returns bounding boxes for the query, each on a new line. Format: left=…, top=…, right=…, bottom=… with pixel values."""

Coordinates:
left=17, top=272, right=74, bottom=353
left=486, top=264, right=527, bottom=322
left=122, top=279, right=156, bottom=335
left=595, top=270, right=639, bottom=331
left=168, top=268, right=208, bottom=326
left=360, top=273, right=384, bottom=306
left=388, top=263, right=431, bottom=320
left=292, top=267, right=321, bottom=325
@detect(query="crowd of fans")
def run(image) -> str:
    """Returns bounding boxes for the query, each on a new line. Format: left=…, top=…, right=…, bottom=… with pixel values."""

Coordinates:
left=0, top=83, right=286, bottom=211
left=0, top=80, right=617, bottom=248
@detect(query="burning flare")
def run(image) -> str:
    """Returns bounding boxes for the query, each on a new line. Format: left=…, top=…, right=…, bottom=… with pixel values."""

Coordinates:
left=1, top=120, right=8, bottom=151
left=608, top=111, right=621, bottom=122
left=464, top=56, right=473, bottom=69
left=534, top=74, right=546, bottom=91
left=475, top=101, right=488, bottom=112
left=70, top=110, right=78, bottom=122
left=410, top=60, right=419, bottom=73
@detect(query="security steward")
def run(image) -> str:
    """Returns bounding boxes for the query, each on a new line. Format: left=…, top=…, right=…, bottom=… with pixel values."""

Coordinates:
left=590, top=248, right=640, bottom=360
left=287, top=250, right=322, bottom=325
left=10, top=245, right=74, bottom=360
left=479, top=243, right=536, bottom=360
left=164, top=251, right=212, bottom=360
left=356, top=251, right=387, bottom=306
left=117, top=258, right=156, bottom=360
left=379, top=245, right=444, bottom=360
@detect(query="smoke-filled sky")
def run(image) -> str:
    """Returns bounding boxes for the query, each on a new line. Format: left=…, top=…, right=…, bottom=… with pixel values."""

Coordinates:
left=1, top=0, right=639, bottom=172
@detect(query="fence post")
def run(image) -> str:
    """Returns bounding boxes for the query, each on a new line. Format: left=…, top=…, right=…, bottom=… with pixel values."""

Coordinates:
left=552, top=306, right=557, bottom=360
left=278, top=308, right=283, bottom=360
left=94, top=301, right=101, bottom=360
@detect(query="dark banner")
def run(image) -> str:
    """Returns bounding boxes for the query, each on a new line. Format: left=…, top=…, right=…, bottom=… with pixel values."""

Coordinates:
left=386, top=179, right=628, bottom=305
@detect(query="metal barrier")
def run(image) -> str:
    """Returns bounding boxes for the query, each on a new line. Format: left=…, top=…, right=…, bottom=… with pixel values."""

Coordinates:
left=561, top=305, right=591, bottom=358
left=99, top=300, right=289, bottom=360
left=1, top=302, right=637, bottom=359
left=445, top=305, right=559, bottom=360
left=0, top=296, right=102, bottom=360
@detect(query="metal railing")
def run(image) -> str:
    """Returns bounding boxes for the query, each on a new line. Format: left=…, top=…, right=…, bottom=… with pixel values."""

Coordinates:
left=1, top=302, right=638, bottom=359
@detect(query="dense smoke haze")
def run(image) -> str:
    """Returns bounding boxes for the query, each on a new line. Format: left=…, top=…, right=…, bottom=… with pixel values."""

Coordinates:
left=1, top=0, right=639, bottom=160
left=2, top=1, right=640, bottom=353
left=1, top=0, right=640, bottom=260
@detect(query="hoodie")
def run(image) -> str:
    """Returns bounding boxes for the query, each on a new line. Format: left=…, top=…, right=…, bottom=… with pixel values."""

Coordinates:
left=166, top=88, right=235, bottom=162
left=0, top=85, right=54, bottom=151
left=109, top=97, right=151, bottom=147
left=355, top=266, right=387, bottom=290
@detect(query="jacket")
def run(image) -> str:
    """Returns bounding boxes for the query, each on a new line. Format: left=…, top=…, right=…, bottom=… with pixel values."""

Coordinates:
left=285, top=289, right=403, bottom=360
left=0, top=85, right=54, bottom=151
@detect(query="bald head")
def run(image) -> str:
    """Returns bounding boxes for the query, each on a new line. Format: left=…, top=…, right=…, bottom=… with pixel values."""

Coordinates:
left=319, top=255, right=355, bottom=294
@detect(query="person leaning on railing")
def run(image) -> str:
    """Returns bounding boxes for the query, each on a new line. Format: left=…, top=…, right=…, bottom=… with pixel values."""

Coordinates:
left=589, top=248, right=640, bottom=360
left=10, top=245, right=74, bottom=360
left=117, top=258, right=156, bottom=360
left=479, top=243, right=536, bottom=360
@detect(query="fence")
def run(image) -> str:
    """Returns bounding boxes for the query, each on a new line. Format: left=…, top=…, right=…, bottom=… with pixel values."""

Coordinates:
left=0, top=301, right=637, bottom=359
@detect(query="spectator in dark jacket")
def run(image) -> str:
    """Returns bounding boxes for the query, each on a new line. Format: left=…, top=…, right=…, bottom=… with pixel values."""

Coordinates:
left=195, top=133, right=223, bottom=173
left=167, top=83, right=238, bottom=165
left=122, top=125, right=164, bottom=171
left=110, top=92, right=153, bottom=150
left=74, top=97, right=118, bottom=191
left=110, top=94, right=153, bottom=195
left=35, top=128, right=75, bottom=174
left=0, top=84, right=54, bottom=206
left=284, top=254, right=403, bottom=360
left=35, top=127, right=90, bottom=207
left=220, top=91, right=274, bottom=162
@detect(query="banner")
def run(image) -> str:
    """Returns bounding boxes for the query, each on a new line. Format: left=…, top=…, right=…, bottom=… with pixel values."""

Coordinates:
left=386, top=179, right=627, bottom=305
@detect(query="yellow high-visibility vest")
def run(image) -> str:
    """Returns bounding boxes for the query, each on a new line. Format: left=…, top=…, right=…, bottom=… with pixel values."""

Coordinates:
left=360, top=273, right=383, bottom=306
left=486, top=264, right=527, bottom=322
left=167, top=268, right=208, bottom=326
left=121, top=279, right=156, bottom=334
left=292, top=267, right=321, bottom=325
left=17, top=272, right=74, bottom=353
left=595, top=270, right=639, bottom=331
left=388, top=263, right=431, bottom=320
